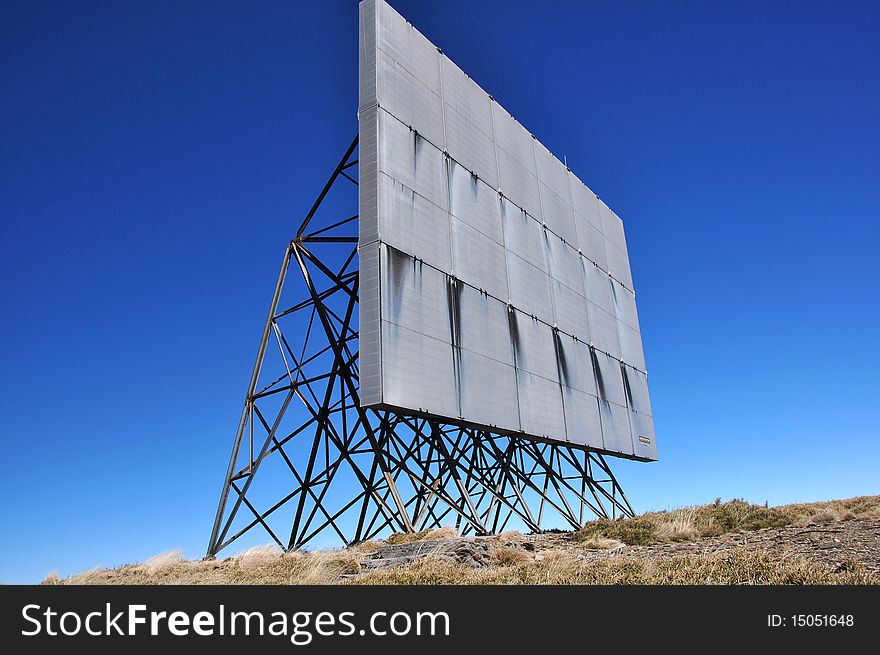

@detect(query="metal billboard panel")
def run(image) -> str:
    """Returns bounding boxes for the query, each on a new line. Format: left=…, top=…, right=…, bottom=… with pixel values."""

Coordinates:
left=358, top=0, right=656, bottom=461
left=496, top=145, right=542, bottom=221
left=507, top=251, right=554, bottom=322
left=459, top=348, right=519, bottom=431
left=562, top=388, right=603, bottom=449
left=502, top=196, right=546, bottom=270
left=381, top=244, right=450, bottom=344
left=381, top=320, right=459, bottom=418
left=458, top=283, right=514, bottom=366
left=451, top=216, right=509, bottom=300
left=448, top=160, right=504, bottom=245
left=517, top=369, right=567, bottom=439
left=380, top=173, right=452, bottom=271
left=552, top=278, right=590, bottom=342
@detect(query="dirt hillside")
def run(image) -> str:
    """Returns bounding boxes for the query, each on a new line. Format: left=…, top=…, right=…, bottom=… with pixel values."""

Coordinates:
left=49, top=496, right=880, bottom=585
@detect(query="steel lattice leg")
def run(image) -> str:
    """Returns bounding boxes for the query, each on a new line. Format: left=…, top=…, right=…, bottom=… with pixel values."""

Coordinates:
left=206, top=136, right=634, bottom=558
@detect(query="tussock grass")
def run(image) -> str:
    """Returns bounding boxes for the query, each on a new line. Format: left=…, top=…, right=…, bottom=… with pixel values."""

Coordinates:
left=491, top=547, right=533, bottom=566
left=277, top=551, right=361, bottom=584
left=577, top=536, right=625, bottom=550
left=41, top=571, right=61, bottom=585
left=350, top=550, right=877, bottom=585
left=233, top=544, right=282, bottom=566
left=47, top=496, right=879, bottom=585
left=385, top=526, right=458, bottom=545
left=784, top=496, right=880, bottom=524
left=54, top=547, right=362, bottom=585
left=573, top=496, right=880, bottom=547
left=142, top=549, right=185, bottom=574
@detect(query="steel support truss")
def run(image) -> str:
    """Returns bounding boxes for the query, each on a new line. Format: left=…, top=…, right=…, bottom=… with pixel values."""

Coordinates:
left=207, top=135, right=634, bottom=557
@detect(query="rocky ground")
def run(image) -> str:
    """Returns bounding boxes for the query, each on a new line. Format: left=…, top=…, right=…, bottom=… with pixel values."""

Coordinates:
left=50, top=497, right=880, bottom=584
left=603, top=517, right=880, bottom=575
left=358, top=516, right=880, bottom=577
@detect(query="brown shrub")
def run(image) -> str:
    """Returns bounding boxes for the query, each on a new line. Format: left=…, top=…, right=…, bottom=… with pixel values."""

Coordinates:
left=574, top=498, right=803, bottom=546
left=575, top=516, right=660, bottom=546
left=491, top=547, right=533, bottom=566
left=577, top=536, right=625, bottom=550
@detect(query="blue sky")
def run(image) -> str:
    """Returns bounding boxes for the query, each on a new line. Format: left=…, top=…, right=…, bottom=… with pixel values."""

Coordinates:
left=1, top=0, right=878, bottom=584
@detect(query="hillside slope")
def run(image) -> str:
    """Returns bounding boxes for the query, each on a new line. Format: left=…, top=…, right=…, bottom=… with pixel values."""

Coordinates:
left=49, top=496, right=880, bottom=585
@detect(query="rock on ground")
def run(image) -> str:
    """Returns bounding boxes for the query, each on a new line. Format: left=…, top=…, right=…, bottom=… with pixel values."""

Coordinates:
left=357, top=517, right=880, bottom=576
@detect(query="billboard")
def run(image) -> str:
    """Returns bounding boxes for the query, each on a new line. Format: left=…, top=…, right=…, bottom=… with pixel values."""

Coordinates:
left=358, top=0, right=656, bottom=461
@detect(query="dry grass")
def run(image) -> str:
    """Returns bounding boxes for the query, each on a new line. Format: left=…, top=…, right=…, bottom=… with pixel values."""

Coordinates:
left=573, top=496, right=880, bottom=547
left=142, top=549, right=185, bottom=574
left=655, top=508, right=698, bottom=542
left=53, top=546, right=876, bottom=586
left=783, top=496, right=880, bottom=525
left=233, top=544, right=282, bottom=566
left=577, top=536, right=625, bottom=550
left=491, top=547, right=533, bottom=566
left=385, top=526, right=458, bottom=545
left=349, top=550, right=877, bottom=585
left=41, top=571, right=61, bottom=585
left=53, top=546, right=362, bottom=585
left=47, top=496, right=879, bottom=585
left=804, top=510, right=840, bottom=524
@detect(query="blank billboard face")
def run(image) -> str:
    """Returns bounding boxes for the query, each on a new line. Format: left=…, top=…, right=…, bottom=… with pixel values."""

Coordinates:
left=358, top=0, right=656, bottom=461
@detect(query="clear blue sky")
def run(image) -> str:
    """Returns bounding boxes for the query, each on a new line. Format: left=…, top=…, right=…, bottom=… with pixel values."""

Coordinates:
left=1, top=0, right=878, bottom=584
